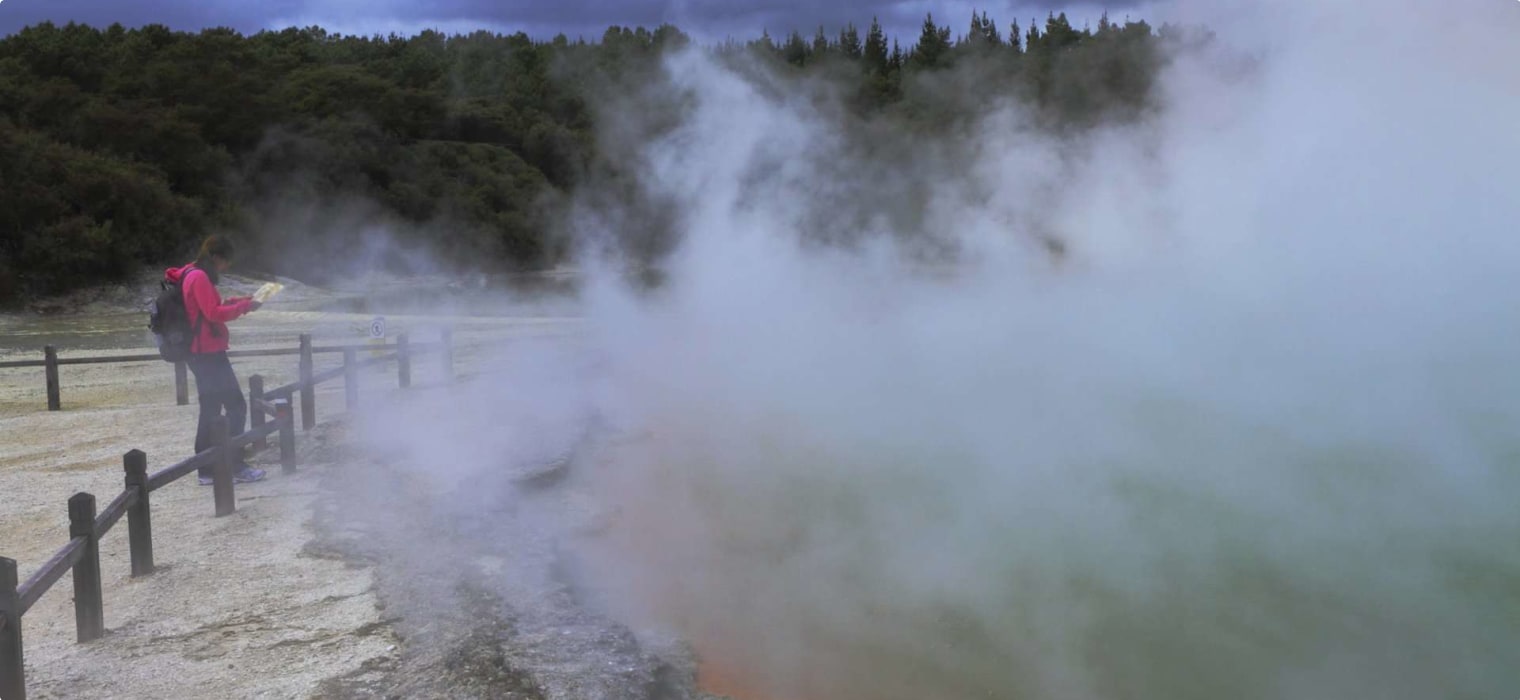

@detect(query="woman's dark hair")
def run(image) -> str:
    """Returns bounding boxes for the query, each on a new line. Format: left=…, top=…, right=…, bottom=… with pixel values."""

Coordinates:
left=193, top=235, right=235, bottom=283
left=197, top=235, right=235, bottom=262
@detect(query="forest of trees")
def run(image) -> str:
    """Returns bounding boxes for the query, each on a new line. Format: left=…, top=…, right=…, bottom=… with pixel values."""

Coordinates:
left=0, top=11, right=1209, bottom=302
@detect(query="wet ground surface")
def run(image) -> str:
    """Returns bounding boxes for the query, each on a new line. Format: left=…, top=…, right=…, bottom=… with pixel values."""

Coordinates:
left=307, top=416, right=720, bottom=700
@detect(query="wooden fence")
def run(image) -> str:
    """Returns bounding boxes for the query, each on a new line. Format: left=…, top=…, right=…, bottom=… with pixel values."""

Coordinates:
left=0, top=329, right=453, bottom=700
left=0, top=329, right=455, bottom=412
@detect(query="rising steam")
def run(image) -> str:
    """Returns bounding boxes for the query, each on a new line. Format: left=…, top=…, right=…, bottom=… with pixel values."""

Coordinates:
left=360, top=1, right=1520, bottom=698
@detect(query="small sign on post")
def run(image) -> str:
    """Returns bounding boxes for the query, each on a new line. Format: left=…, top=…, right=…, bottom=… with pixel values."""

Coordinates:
left=367, top=316, right=386, bottom=358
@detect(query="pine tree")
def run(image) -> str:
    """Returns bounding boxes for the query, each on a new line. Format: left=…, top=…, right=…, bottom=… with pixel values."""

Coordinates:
left=863, top=17, right=888, bottom=73
left=979, top=11, right=1002, bottom=45
left=910, top=12, right=953, bottom=69
left=783, top=29, right=809, bottom=65
left=839, top=23, right=862, bottom=59
left=813, top=25, right=829, bottom=56
left=1045, top=11, right=1081, bottom=50
left=1008, top=18, right=1022, bottom=54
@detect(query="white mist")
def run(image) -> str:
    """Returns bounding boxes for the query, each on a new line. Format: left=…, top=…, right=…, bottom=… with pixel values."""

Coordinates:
left=360, top=1, right=1520, bottom=697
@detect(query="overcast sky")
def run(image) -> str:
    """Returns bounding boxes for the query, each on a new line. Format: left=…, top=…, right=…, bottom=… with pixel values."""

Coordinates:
left=0, top=0, right=1155, bottom=43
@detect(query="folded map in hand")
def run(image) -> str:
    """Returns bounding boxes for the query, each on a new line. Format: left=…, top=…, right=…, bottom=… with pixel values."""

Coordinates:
left=252, top=282, right=284, bottom=304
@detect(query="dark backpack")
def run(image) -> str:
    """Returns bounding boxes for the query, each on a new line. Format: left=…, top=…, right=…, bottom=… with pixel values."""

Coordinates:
left=148, top=271, right=201, bottom=362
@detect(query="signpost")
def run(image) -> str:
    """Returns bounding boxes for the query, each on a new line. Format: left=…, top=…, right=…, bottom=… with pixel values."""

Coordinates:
left=367, top=316, right=386, bottom=357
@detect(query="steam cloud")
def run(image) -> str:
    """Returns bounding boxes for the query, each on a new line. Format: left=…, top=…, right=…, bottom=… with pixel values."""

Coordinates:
left=360, top=1, right=1520, bottom=698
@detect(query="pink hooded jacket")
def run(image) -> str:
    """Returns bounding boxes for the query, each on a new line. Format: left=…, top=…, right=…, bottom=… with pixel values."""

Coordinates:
left=164, top=264, right=253, bottom=354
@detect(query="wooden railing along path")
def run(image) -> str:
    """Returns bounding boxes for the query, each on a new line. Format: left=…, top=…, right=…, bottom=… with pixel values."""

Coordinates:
left=0, top=329, right=454, bottom=700
left=0, top=328, right=455, bottom=412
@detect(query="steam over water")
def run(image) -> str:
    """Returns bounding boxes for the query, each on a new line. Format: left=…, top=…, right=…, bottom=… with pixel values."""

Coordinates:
left=364, top=1, right=1520, bottom=698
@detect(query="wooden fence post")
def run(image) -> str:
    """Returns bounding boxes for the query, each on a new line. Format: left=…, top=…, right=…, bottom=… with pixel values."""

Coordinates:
left=123, top=450, right=154, bottom=577
left=248, top=375, right=267, bottom=452
left=43, top=346, right=59, bottom=412
left=174, top=361, right=189, bottom=406
left=0, top=557, right=23, bottom=700
left=396, top=333, right=411, bottom=389
left=211, top=417, right=235, bottom=517
left=68, top=493, right=104, bottom=643
left=299, top=334, right=315, bottom=431
left=440, top=328, right=454, bottom=384
left=343, top=347, right=358, bottom=411
left=275, top=399, right=296, bottom=474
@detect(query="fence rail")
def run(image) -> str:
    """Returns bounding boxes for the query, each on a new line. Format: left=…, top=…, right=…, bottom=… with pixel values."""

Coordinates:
left=1, top=332, right=450, bottom=412
left=93, top=489, right=135, bottom=540
left=15, top=539, right=83, bottom=617
left=0, top=327, right=453, bottom=700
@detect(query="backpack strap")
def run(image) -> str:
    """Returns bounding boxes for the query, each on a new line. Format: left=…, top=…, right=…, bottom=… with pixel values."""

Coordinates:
left=189, top=311, right=205, bottom=354
left=184, top=266, right=207, bottom=354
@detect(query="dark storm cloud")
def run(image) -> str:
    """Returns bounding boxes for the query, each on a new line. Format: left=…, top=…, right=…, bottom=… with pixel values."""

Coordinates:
left=1, top=0, right=1147, bottom=40
left=0, top=0, right=301, bottom=35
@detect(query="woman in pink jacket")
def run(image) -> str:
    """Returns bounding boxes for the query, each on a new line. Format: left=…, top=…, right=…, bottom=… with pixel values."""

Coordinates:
left=165, top=235, right=267, bottom=484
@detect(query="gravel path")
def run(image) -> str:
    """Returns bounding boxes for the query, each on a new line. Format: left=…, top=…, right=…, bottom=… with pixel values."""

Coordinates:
left=1, top=409, right=394, bottom=698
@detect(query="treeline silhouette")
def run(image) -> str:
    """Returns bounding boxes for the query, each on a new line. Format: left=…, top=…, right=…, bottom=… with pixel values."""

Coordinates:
left=0, top=11, right=1209, bottom=300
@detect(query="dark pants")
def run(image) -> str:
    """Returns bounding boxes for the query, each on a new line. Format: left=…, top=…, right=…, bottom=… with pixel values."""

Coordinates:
left=187, top=351, right=246, bottom=477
